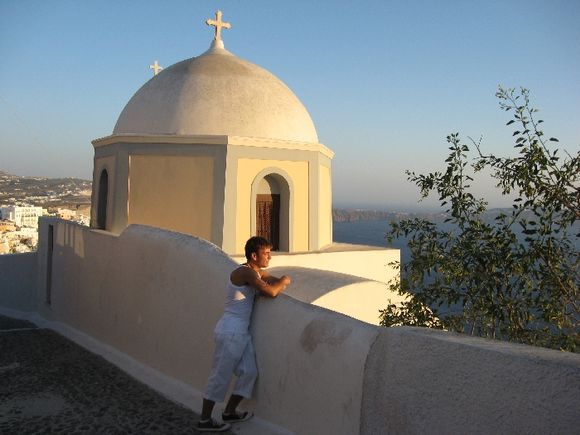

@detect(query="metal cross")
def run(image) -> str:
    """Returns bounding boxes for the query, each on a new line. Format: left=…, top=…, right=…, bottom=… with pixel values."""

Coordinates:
left=149, top=60, right=163, bottom=76
left=206, top=10, right=231, bottom=42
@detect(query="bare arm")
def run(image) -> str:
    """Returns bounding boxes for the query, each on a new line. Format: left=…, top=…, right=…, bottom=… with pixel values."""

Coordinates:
left=260, top=270, right=291, bottom=296
left=231, top=267, right=290, bottom=298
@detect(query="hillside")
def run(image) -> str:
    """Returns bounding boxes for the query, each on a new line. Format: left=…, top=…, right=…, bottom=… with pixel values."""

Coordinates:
left=0, top=171, right=92, bottom=210
left=332, top=208, right=447, bottom=223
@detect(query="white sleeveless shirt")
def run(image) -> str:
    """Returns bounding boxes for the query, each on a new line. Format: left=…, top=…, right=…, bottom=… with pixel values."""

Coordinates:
left=214, top=266, right=258, bottom=334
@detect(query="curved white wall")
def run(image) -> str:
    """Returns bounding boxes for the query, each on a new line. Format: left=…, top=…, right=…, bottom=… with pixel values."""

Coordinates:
left=271, top=266, right=407, bottom=325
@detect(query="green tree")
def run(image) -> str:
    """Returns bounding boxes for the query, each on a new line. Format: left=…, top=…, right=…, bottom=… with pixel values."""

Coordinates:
left=380, top=87, right=579, bottom=352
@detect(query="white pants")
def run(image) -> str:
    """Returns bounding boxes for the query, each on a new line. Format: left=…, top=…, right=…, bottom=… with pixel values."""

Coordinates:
left=204, top=332, right=258, bottom=403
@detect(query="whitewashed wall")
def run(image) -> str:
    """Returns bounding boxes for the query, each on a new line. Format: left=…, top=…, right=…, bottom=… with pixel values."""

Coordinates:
left=0, top=251, right=36, bottom=311
left=1, top=219, right=578, bottom=434
left=35, top=219, right=233, bottom=390
left=362, top=327, right=580, bottom=434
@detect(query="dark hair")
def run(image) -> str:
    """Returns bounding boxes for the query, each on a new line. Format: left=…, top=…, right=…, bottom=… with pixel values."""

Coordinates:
left=245, top=236, right=271, bottom=261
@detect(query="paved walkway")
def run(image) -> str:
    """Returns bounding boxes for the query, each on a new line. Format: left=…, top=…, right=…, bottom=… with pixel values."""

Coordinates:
left=0, top=315, right=235, bottom=434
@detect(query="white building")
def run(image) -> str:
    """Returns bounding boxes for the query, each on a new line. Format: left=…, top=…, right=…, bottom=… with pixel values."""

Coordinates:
left=0, top=206, right=45, bottom=229
left=57, top=208, right=76, bottom=220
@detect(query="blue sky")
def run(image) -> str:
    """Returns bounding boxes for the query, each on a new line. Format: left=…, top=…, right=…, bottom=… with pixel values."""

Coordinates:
left=1, top=0, right=579, bottom=210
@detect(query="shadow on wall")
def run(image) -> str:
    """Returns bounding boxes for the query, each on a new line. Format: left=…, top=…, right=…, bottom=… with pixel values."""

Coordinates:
left=269, top=266, right=407, bottom=326
left=0, top=251, right=37, bottom=311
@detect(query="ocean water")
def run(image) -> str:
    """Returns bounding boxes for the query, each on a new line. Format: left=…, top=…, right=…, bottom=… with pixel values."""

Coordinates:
left=333, top=217, right=579, bottom=266
left=333, top=219, right=412, bottom=262
left=333, top=219, right=390, bottom=248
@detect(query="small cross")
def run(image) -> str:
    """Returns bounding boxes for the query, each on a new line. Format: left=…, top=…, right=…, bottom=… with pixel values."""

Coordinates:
left=206, top=10, right=231, bottom=42
left=149, top=60, right=163, bottom=76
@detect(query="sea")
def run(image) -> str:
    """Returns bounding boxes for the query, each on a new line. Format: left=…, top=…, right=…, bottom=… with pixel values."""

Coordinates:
left=333, top=218, right=436, bottom=264
left=333, top=216, right=579, bottom=265
left=333, top=219, right=402, bottom=254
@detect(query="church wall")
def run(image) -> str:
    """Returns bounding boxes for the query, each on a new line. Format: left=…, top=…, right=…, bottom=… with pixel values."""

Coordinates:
left=0, top=252, right=37, bottom=311
left=128, top=155, right=214, bottom=241
left=317, top=163, right=332, bottom=248
left=91, top=140, right=228, bottom=245
left=235, top=158, right=309, bottom=253
left=222, top=143, right=332, bottom=254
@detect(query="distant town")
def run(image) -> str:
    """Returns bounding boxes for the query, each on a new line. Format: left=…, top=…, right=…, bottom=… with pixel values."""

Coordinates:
left=0, top=171, right=91, bottom=254
left=331, top=208, right=447, bottom=223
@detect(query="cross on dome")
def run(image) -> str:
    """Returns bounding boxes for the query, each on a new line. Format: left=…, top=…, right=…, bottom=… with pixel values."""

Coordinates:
left=149, top=60, right=163, bottom=76
left=206, top=10, right=231, bottom=42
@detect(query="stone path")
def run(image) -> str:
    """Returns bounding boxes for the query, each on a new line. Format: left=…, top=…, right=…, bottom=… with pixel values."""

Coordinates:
left=0, top=315, right=234, bottom=434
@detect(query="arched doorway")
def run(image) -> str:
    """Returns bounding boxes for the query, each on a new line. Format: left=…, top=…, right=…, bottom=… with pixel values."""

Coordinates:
left=97, top=169, right=108, bottom=230
left=253, top=173, right=290, bottom=251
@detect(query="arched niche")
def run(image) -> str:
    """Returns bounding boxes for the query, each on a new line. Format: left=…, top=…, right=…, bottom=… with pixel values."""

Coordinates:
left=97, top=169, right=109, bottom=230
left=250, top=169, right=292, bottom=252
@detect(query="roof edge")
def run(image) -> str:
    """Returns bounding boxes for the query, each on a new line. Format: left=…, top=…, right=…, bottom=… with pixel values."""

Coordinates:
left=92, top=134, right=334, bottom=159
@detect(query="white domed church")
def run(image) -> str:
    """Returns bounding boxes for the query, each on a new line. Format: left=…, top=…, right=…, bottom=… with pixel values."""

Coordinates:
left=91, top=11, right=333, bottom=255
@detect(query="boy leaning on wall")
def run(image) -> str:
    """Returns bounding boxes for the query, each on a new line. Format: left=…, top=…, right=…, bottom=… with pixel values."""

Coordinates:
left=197, top=236, right=291, bottom=432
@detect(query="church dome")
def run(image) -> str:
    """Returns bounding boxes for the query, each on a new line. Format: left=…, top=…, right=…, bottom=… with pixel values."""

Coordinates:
left=113, top=44, right=319, bottom=143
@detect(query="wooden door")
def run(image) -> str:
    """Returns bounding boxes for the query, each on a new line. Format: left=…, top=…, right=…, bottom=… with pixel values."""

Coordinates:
left=256, top=194, right=280, bottom=250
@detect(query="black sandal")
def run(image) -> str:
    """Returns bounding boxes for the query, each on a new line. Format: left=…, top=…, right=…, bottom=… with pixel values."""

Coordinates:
left=196, top=418, right=231, bottom=432
left=221, top=411, right=254, bottom=423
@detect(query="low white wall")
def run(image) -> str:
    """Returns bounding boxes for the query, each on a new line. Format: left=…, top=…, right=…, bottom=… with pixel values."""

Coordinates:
left=271, top=266, right=406, bottom=325
left=35, top=219, right=235, bottom=390
left=361, top=327, right=580, bottom=434
left=32, top=219, right=379, bottom=434
left=0, top=251, right=37, bottom=311
left=251, top=296, right=379, bottom=434
left=2, top=219, right=576, bottom=435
